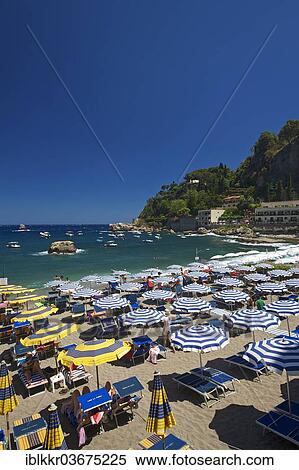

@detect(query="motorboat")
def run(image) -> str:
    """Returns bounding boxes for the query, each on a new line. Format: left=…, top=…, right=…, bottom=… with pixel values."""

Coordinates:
left=40, top=231, right=50, bottom=238
left=65, top=231, right=74, bottom=237
left=6, top=241, right=21, bottom=248
left=15, top=224, right=30, bottom=232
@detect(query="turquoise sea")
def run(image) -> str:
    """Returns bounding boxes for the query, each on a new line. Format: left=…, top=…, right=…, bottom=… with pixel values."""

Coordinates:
left=0, top=225, right=292, bottom=287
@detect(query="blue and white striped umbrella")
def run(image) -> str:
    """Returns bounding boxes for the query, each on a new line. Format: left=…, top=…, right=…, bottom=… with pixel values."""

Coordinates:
left=98, top=275, right=118, bottom=283
left=213, top=289, right=249, bottom=304
left=119, top=282, right=143, bottom=292
left=188, top=271, right=209, bottom=280
left=235, top=265, right=256, bottom=272
left=264, top=300, right=299, bottom=334
left=44, top=280, right=65, bottom=288
left=153, top=276, right=175, bottom=285
left=73, top=288, right=101, bottom=298
left=269, top=269, right=291, bottom=279
left=256, top=282, right=287, bottom=294
left=285, top=279, right=299, bottom=290
left=171, top=325, right=229, bottom=368
left=243, top=336, right=299, bottom=412
left=80, top=275, right=103, bottom=283
left=122, top=308, right=166, bottom=326
left=182, top=283, right=211, bottom=295
left=167, top=264, right=183, bottom=270
left=187, top=262, right=206, bottom=269
left=210, top=266, right=232, bottom=274
left=289, top=268, right=299, bottom=276
left=229, top=309, right=280, bottom=340
left=255, top=263, right=273, bottom=270
left=142, top=290, right=175, bottom=300
left=94, top=296, right=129, bottom=310
left=216, top=278, right=244, bottom=288
left=59, top=282, right=82, bottom=292
left=244, top=273, right=270, bottom=283
left=172, top=297, right=211, bottom=313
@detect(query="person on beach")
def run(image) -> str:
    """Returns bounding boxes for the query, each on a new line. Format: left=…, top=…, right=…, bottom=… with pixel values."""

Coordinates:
left=22, top=352, right=43, bottom=385
left=162, top=316, right=176, bottom=352
left=256, top=296, right=265, bottom=310
left=146, top=276, right=154, bottom=290
left=147, top=343, right=160, bottom=364
left=247, top=296, right=254, bottom=309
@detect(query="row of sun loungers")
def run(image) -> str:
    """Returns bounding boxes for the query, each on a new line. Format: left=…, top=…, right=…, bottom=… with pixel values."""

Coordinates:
left=173, top=367, right=239, bottom=407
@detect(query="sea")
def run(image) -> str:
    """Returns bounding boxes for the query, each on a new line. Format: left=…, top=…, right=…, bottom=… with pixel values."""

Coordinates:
left=0, top=225, right=299, bottom=287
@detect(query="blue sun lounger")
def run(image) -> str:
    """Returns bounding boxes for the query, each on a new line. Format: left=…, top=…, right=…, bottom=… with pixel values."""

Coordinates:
left=148, top=434, right=189, bottom=450
left=256, top=410, right=299, bottom=446
left=275, top=400, right=299, bottom=418
left=224, top=353, right=268, bottom=381
left=112, top=377, right=144, bottom=427
left=190, top=367, right=239, bottom=396
left=78, top=387, right=112, bottom=413
left=173, top=372, right=220, bottom=407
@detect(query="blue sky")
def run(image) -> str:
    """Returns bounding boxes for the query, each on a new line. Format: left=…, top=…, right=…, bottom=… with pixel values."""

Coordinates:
left=1, top=0, right=299, bottom=224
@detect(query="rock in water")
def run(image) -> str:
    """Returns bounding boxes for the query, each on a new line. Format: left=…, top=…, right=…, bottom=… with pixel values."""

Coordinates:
left=48, top=240, right=77, bottom=254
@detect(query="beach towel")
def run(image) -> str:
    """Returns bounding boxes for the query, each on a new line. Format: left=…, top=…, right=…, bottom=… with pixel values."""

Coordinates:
left=78, top=427, right=86, bottom=447
left=90, top=411, right=104, bottom=425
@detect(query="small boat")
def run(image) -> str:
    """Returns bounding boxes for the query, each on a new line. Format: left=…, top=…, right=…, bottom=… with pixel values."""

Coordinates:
left=96, top=238, right=103, bottom=242
left=40, top=231, right=50, bottom=238
left=104, top=241, right=118, bottom=247
left=6, top=241, right=21, bottom=248
left=15, top=224, right=30, bottom=232
left=133, top=235, right=140, bottom=238
left=65, top=231, right=74, bottom=237
left=144, top=239, right=153, bottom=243
left=77, top=231, right=83, bottom=236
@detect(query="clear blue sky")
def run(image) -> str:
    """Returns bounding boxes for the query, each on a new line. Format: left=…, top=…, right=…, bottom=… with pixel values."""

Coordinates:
left=1, top=0, right=299, bottom=224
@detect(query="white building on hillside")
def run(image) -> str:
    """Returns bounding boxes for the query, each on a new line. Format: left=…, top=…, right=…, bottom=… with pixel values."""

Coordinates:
left=255, top=200, right=299, bottom=224
left=197, top=208, right=225, bottom=227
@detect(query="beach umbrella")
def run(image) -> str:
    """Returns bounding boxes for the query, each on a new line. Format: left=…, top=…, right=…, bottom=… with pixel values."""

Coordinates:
left=153, top=277, right=175, bottom=285
left=80, top=275, right=103, bottom=283
left=213, top=289, right=249, bottom=307
left=146, top=371, right=176, bottom=437
left=216, top=277, right=244, bottom=288
left=43, top=403, right=67, bottom=450
left=9, top=294, right=47, bottom=305
left=112, top=270, right=130, bottom=276
left=285, top=279, right=299, bottom=291
left=255, top=282, right=288, bottom=297
left=235, top=265, right=256, bottom=272
left=187, top=262, right=206, bottom=269
left=142, top=290, right=175, bottom=301
left=21, top=323, right=79, bottom=347
left=210, top=266, right=232, bottom=274
left=58, top=282, right=81, bottom=292
left=119, top=282, right=143, bottom=292
left=244, top=273, right=270, bottom=283
left=44, top=280, right=65, bottom=288
left=98, top=275, right=118, bottom=283
left=72, top=288, right=101, bottom=299
left=269, top=269, right=291, bottom=279
left=0, top=287, right=34, bottom=295
left=229, top=309, right=280, bottom=341
left=172, top=297, right=211, bottom=314
left=122, top=309, right=166, bottom=332
left=289, top=268, right=299, bottom=276
left=243, top=336, right=299, bottom=413
left=167, top=264, right=183, bottom=270
left=57, top=339, right=131, bottom=389
left=255, top=263, right=273, bottom=270
left=94, top=296, right=129, bottom=310
left=0, top=361, right=19, bottom=448
left=264, top=300, right=299, bottom=334
left=188, top=271, right=209, bottom=280
left=171, top=325, right=229, bottom=368
left=12, top=305, right=58, bottom=323
left=182, top=283, right=211, bottom=295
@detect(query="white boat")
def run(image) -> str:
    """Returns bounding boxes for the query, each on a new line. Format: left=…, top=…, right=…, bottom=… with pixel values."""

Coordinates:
left=6, top=241, right=21, bottom=248
left=40, top=231, right=50, bottom=238
left=65, top=231, right=74, bottom=237
left=133, top=235, right=140, bottom=238
left=144, top=239, right=153, bottom=243
left=15, top=224, right=30, bottom=232
left=77, top=231, right=83, bottom=236
left=104, top=241, right=118, bottom=247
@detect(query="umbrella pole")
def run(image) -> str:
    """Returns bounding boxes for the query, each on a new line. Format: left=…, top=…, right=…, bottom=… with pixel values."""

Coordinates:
left=96, top=365, right=100, bottom=389
left=6, top=413, right=10, bottom=450
left=252, top=330, right=256, bottom=342
left=286, top=317, right=291, bottom=336
left=286, top=371, right=292, bottom=414
left=199, top=351, right=203, bottom=370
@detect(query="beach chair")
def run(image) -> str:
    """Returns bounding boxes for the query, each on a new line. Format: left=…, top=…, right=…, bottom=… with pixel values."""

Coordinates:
left=256, top=410, right=299, bottom=446
left=12, top=414, right=47, bottom=450
left=0, top=430, right=7, bottom=450
left=97, top=317, right=119, bottom=339
left=35, top=341, right=57, bottom=360
left=63, top=364, right=92, bottom=388
left=78, top=387, right=112, bottom=437
left=112, top=376, right=144, bottom=427
left=11, top=343, right=34, bottom=367
left=224, top=353, right=268, bottom=381
left=0, top=324, right=13, bottom=343
left=139, top=433, right=190, bottom=450
left=18, top=367, right=48, bottom=397
left=173, top=372, right=220, bottom=407
left=13, top=321, right=32, bottom=341
left=71, top=303, right=86, bottom=323
left=190, top=367, right=239, bottom=396
left=33, top=318, right=49, bottom=331
left=275, top=400, right=299, bottom=418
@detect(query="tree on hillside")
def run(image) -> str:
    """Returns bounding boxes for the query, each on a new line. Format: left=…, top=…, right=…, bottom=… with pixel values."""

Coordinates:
left=252, top=131, right=279, bottom=159
left=278, top=120, right=299, bottom=144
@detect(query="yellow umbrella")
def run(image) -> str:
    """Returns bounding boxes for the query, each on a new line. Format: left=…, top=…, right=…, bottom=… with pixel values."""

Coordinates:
left=0, top=361, right=19, bottom=449
left=21, top=323, right=79, bottom=347
left=58, top=339, right=132, bottom=388
left=12, top=305, right=58, bottom=322
left=0, top=288, right=35, bottom=295
left=9, top=294, right=47, bottom=305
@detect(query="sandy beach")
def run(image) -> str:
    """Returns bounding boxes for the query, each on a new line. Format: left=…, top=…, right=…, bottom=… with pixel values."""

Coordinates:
left=1, top=298, right=298, bottom=451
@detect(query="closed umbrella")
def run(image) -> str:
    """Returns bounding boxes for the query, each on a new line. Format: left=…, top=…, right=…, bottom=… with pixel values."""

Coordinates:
left=43, top=403, right=67, bottom=450
left=146, top=371, right=176, bottom=437
left=0, top=361, right=19, bottom=448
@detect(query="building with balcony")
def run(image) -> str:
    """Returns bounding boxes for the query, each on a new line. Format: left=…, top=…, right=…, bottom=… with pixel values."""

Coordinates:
left=254, top=200, right=299, bottom=224
left=197, top=208, right=225, bottom=227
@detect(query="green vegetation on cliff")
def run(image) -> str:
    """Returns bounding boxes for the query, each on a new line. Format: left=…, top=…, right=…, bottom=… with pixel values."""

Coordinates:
left=139, top=120, right=299, bottom=227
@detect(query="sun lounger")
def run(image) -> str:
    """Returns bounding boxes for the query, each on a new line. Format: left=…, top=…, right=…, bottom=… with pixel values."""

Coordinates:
left=18, top=368, right=48, bottom=397
left=190, top=367, right=239, bottom=396
left=63, top=364, right=92, bottom=388
left=11, top=343, right=34, bottom=367
left=173, top=372, right=220, bottom=407
left=256, top=410, right=299, bottom=446
left=0, top=324, right=13, bottom=343
left=0, top=430, right=6, bottom=450
left=139, top=433, right=190, bottom=450
left=112, top=377, right=144, bottom=427
left=224, top=353, right=268, bottom=381
left=97, top=317, right=119, bottom=339
left=71, top=303, right=86, bottom=322
left=12, top=414, right=47, bottom=450
left=275, top=400, right=299, bottom=418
